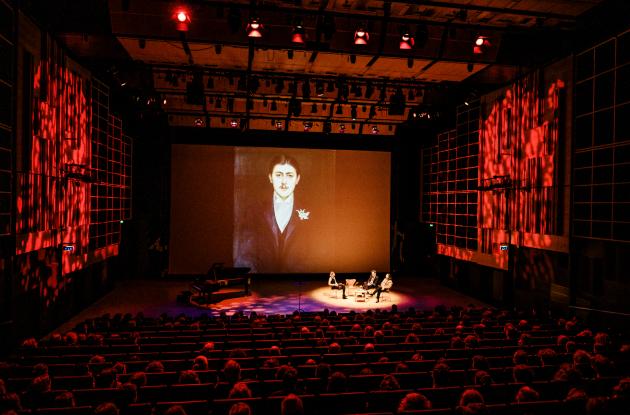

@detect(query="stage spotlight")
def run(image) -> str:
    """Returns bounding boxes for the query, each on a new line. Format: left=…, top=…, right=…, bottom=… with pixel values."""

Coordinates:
left=229, top=119, right=239, bottom=128
left=303, top=121, right=313, bottom=131
left=162, top=96, right=167, bottom=105
left=400, top=30, right=415, bottom=50
left=173, top=8, right=191, bottom=32
left=354, top=26, right=369, bottom=45
left=247, top=16, right=263, bottom=38
left=275, top=120, right=283, bottom=130
left=371, top=125, right=379, bottom=135
left=292, top=23, right=305, bottom=44
left=351, top=105, right=357, bottom=120
left=315, top=81, right=325, bottom=97
left=194, top=118, right=204, bottom=126
left=270, top=100, right=277, bottom=111
left=473, top=35, right=490, bottom=54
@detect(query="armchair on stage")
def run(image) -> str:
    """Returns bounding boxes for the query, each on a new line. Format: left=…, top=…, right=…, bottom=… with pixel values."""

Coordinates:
left=190, top=263, right=252, bottom=306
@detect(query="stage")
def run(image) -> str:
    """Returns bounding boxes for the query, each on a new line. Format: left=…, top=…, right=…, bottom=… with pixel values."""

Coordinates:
left=53, top=275, right=487, bottom=333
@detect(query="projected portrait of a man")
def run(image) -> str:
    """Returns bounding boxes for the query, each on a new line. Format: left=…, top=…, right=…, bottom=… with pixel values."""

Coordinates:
left=234, top=154, right=322, bottom=273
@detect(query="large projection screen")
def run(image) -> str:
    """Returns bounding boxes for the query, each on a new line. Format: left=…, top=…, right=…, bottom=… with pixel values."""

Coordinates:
left=170, top=145, right=390, bottom=274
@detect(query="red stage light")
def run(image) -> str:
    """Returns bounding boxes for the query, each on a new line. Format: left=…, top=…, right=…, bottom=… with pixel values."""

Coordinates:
left=354, top=27, right=369, bottom=45
left=247, top=17, right=263, bottom=38
left=173, top=8, right=191, bottom=32
left=473, top=36, right=490, bottom=54
left=292, top=25, right=305, bottom=44
left=230, top=119, right=239, bottom=128
left=399, top=33, right=414, bottom=50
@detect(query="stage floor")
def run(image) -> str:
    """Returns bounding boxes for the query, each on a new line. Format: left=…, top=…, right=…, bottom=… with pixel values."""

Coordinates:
left=53, top=276, right=487, bottom=333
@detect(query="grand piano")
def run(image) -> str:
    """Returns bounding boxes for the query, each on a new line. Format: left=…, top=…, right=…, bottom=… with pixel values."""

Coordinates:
left=190, top=263, right=251, bottom=304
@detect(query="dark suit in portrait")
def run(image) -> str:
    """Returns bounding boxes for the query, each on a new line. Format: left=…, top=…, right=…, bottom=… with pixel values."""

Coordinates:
left=241, top=196, right=316, bottom=273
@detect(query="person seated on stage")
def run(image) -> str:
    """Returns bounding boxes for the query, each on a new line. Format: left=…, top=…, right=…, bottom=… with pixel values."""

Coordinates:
left=364, top=269, right=380, bottom=290
left=328, top=271, right=347, bottom=299
left=373, top=273, right=393, bottom=303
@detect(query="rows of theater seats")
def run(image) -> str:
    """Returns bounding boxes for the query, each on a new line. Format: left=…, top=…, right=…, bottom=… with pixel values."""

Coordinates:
left=1, top=306, right=629, bottom=415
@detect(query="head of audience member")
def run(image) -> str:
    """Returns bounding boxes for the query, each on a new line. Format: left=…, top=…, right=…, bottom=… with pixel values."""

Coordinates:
left=327, top=371, right=347, bottom=392
left=450, top=336, right=465, bottom=349
left=269, top=345, right=282, bottom=356
left=515, top=386, right=540, bottom=403
left=574, top=350, right=596, bottom=378
left=565, top=387, right=588, bottom=409
left=163, top=405, right=188, bottom=415
left=397, top=392, right=432, bottom=412
left=315, top=363, right=331, bottom=382
left=111, top=362, right=127, bottom=375
left=504, top=323, right=519, bottom=340
left=513, top=364, right=534, bottom=384
left=192, top=355, right=208, bottom=371
left=537, top=348, right=558, bottom=367
left=223, top=360, right=242, bottom=384
left=32, top=363, right=49, bottom=377
left=566, top=341, right=577, bottom=353
left=119, top=383, right=138, bottom=406
left=512, top=349, right=528, bottom=366
left=29, top=374, right=52, bottom=395
left=432, top=362, right=450, bottom=387
left=21, top=338, right=38, bottom=349
left=395, top=363, right=409, bottom=373
left=459, top=389, right=485, bottom=407
left=612, top=377, right=630, bottom=401
left=554, top=363, right=583, bottom=387
left=64, top=331, right=78, bottom=345
left=281, top=394, right=304, bottom=415
left=518, top=333, right=531, bottom=346
left=54, top=391, right=76, bottom=408
left=379, top=374, right=400, bottom=390
left=228, top=382, right=252, bottom=399
left=328, top=342, right=341, bottom=353
left=228, top=402, right=252, bottom=415
left=178, top=370, right=201, bottom=385
left=591, top=354, right=614, bottom=378
left=199, top=342, right=215, bottom=355
left=362, top=343, right=375, bottom=353
left=474, top=370, right=493, bottom=387
left=359, top=367, right=373, bottom=375
left=94, top=402, right=119, bottom=415
left=411, top=352, right=423, bottom=362
left=373, top=330, right=384, bottom=344
left=229, top=348, right=247, bottom=359
left=145, top=361, right=165, bottom=373
left=405, top=333, right=419, bottom=344
left=128, top=372, right=147, bottom=388
left=464, top=335, right=479, bottom=349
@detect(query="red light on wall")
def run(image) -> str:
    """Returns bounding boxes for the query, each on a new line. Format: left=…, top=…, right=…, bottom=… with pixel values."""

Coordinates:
left=473, top=36, right=490, bottom=54
left=174, top=8, right=191, bottom=32
left=247, top=17, right=263, bottom=38
left=292, top=25, right=305, bottom=44
left=354, top=27, right=369, bottom=45
left=399, top=33, right=414, bottom=50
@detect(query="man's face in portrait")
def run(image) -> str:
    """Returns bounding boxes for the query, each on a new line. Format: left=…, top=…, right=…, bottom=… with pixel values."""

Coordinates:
left=269, top=163, right=300, bottom=200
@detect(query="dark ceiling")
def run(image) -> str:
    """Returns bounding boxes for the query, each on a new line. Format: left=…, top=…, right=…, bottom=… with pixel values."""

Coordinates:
left=26, top=0, right=614, bottom=134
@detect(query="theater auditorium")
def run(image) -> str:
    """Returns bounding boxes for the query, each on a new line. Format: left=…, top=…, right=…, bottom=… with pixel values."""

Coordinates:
left=1, top=1, right=630, bottom=414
